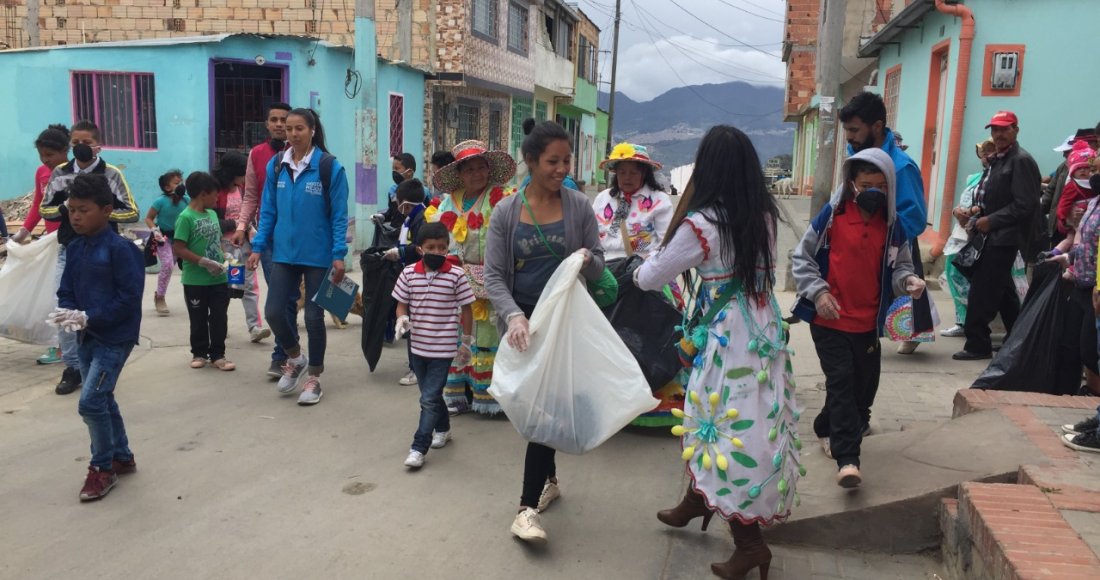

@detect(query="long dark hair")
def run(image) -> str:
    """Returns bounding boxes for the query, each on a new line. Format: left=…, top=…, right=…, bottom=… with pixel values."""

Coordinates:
left=212, top=150, right=247, bottom=190
left=289, top=107, right=328, bottom=153
left=610, top=161, right=663, bottom=197
left=35, top=124, right=70, bottom=152
left=663, top=125, right=779, bottom=297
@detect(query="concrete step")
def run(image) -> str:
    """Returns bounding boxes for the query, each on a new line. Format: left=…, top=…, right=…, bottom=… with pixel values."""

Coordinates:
left=763, top=410, right=1049, bottom=553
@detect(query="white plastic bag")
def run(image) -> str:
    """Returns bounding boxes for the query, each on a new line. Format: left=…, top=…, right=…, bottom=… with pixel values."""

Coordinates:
left=490, top=254, right=658, bottom=454
left=0, top=233, right=60, bottom=345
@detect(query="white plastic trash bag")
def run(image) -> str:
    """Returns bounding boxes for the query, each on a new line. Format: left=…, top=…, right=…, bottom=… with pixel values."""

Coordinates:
left=0, top=233, right=60, bottom=345
left=490, top=254, right=658, bottom=454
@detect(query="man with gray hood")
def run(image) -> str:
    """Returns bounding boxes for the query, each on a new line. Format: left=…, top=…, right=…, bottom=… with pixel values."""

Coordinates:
left=792, top=148, right=928, bottom=489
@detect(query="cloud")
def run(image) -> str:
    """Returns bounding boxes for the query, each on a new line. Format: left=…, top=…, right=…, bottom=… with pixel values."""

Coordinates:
left=613, top=35, right=786, bottom=102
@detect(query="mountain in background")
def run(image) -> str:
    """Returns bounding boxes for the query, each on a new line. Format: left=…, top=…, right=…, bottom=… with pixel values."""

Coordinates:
left=599, top=81, right=792, bottom=172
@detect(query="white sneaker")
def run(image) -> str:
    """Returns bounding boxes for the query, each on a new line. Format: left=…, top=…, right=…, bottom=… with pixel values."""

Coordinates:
left=250, top=327, right=271, bottom=343
left=537, top=481, right=560, bottom=512
left=404, top=449, right=425, bottom=468
left=430, top=431, right=452, bottom=449
left=399, top=370, right=418, bottom=386
left=940, top=325, right=965, bottom=337
left=297, top=376, right=323, bottom=405
left=277, top=355, right=307, bottom=394
left=510, top=507, right=547, bottom=543
left=837, top=464, right=862, bottom=488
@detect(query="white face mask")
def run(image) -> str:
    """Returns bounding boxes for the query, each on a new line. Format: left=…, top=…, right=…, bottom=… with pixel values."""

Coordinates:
left=1076, top=178, right=1092, bottom=189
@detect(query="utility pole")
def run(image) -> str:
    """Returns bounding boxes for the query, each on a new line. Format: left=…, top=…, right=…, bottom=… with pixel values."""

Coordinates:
left=25, top=0, right=40, bottom=47
left=810, top=0, right=846, bottom=218
left=605, top=0, right=622, bottom=156
left=353, top=0, right=381, bottom=251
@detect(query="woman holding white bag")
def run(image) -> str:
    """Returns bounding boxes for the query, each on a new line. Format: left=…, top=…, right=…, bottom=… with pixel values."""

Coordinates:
left=635, top=126, right=803, bottom=579
left=484, top=121, right=605, bottom=544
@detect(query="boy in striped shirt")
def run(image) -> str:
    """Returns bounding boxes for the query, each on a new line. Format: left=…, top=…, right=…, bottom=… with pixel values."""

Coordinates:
left=392, top=223, right=475, bottom=468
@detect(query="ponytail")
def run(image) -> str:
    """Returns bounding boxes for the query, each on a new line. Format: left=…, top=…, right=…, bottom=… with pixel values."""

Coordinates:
left=289, top=107, right=328, bottom=153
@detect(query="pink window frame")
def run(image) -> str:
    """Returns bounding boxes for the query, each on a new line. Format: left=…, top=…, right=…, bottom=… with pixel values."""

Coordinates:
left=389, top=92, right=405, bottom=158
left=70, top=70, right=157, bottom=151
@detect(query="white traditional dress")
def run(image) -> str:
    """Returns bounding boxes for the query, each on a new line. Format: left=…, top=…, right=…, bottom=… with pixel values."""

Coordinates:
left=637, top=210, right=802, bottom=524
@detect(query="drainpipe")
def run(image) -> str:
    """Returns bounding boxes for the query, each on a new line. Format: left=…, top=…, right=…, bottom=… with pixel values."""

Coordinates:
left=931, top=0, right=975, bottom=255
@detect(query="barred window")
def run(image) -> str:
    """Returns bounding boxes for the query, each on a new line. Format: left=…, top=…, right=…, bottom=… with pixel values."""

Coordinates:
left=72, top=71, right=159, bottom=149
left=507, top=2, right=528, bottom=55
left=472, top=0, right=498, bottom=41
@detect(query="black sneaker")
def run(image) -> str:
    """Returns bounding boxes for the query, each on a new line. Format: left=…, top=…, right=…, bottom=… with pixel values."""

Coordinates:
left=56, top=366, right=82, bottom=395
left=1063, top=416, right=1100, bottom=436
left=1062, top=431, right=1100, bottom=453
left=266, top=360, right=285, bottom=381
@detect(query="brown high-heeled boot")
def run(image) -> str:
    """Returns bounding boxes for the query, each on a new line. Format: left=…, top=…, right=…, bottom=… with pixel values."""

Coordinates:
left=657, top=487, right=714, bottom=531
left=711, top=521, right=772, bottom=579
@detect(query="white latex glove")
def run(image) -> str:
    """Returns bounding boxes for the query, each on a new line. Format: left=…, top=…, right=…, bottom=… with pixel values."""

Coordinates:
left=198, top=257, right=226, bottom=275
left=395, top=315, right=412, bottom=337
left=152, top=229, right=165, bottom=243
left=454, top=335, right=474, bottom=367
left=62, top=310, right=88, bottom=332
left=46, top=308, right=71, bottom=327
left=383, top=247, right=400, bottom=262
left=370, top=213, right=386, bottom=224
left=572, top=248, right=593, bottom=266
left=11, top=228, right=30, bottom=244
left=505, top=314, right=530, bottom=352
left=905, top=276, right=926, bottom=299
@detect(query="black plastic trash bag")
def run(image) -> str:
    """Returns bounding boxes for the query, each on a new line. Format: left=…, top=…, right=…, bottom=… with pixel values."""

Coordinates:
left=360, top=247, right=402, bottom=372
left=602, top=257, right=683, bottom=392
left=971, top=262, right=1080, bottom=394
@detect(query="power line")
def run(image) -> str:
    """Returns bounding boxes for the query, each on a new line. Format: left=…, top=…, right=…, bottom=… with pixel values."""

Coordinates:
left=662, top=0, right=782, bottom=58
left=628, top=1, right=784, bottom=49
left=714, top=0, right=784, bottom=23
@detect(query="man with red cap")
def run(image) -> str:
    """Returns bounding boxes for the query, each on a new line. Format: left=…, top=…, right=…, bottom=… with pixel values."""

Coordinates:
left=951, top=111, right=1041, bottom=360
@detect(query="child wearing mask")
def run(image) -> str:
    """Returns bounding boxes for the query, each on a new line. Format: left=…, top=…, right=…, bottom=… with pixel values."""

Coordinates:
left=50, top=174, right=145, bottom=501
left=145, top=169, right=188, bottom=316
left=1055, top=141, right=1098, bottom=235
left=792, top=148, right=926, bottom=488
left=391, top=223, right=475, bottom=468
left=173, top=172, right=234, bottom=372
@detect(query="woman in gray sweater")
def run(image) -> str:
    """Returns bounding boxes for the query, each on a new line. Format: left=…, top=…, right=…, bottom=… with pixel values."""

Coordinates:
left=484, top=121, right=606, bottom=544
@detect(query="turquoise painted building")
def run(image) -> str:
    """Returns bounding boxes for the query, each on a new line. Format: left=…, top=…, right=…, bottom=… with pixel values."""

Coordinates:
left=0, top=33, right=425, bottom=245
left=860, top=0, right=1095, bottom=245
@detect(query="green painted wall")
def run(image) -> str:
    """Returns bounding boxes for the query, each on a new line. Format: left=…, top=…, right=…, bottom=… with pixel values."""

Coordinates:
left=573, top=78, right=598, bottom=113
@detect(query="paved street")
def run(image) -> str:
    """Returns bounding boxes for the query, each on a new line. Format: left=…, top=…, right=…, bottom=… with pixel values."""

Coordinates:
left=0, top=262, right=974, bottom=580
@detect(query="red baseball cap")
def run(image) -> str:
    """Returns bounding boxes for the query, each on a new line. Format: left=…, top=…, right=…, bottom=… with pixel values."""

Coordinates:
left=986, top=111, right=1019, bottom=128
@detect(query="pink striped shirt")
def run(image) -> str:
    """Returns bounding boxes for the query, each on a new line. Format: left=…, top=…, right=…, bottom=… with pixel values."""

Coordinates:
left=392, top=260, right=475, bottom=358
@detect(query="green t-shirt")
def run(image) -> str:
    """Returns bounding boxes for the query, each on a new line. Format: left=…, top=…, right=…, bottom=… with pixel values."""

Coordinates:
left=174, top=206, right=227, bottom=286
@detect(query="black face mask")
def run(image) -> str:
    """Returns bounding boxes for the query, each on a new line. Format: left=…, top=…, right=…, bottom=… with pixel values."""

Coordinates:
left=270, top=138, right=286, bottom=151
left=72, top=143, right=96, bottom=163
left=173, top=184, right=187, bottom=198
left=422, top=253, right=446, bottom=271
left=1090, top=174, right=1100, bottom=192
left=856, top=187, right=887, bottom=215
left=392, top=171, right=406, bottom=186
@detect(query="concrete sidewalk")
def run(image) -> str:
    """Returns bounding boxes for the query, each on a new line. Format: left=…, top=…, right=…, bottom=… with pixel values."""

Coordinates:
left=0, top=272, right=971, bottom=579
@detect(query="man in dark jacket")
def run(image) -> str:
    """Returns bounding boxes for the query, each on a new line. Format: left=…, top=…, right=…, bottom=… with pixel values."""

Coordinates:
left=952, top=111, right=1041, bottom=360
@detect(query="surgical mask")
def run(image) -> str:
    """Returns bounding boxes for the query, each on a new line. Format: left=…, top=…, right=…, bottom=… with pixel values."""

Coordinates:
left=854, top=185, right=887, bottom=215
left=392, top=171, right=405, bottom=185
left=1076, top=178, right=1093, bottom=190
left=422, top=252, right=446, bottom=271
left=1091, top=174, right=1100, bottom=192
left=72, top=143, right=96, bottom=163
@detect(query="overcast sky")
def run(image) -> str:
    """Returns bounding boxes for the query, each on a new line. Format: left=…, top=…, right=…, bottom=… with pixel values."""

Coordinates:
left=573, top=0, right=786, bottom=102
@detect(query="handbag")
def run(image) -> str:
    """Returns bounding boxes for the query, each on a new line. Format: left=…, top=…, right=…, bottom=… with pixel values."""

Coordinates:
left=142, top=232, right=159, bottom=268
left=520, top=191, right=618, bottom=308
left=675, top=275, right=739, bottom=368
left=463, top=263, right=488, bottom=299
left=952, top=233, right=986, bottom=278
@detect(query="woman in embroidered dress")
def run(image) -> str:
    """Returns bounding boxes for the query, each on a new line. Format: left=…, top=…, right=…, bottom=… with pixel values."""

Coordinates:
left=594, top=143, right=685, bottom=426
left=427, top=140, right=517, bottom=415
left=635, top=126, right=802, bottom=579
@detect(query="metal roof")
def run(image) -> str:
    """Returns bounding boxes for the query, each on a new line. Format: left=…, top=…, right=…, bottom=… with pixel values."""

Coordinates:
left=0, top=33, right=347, bottom=55
left=857, top=0, right=937, bottom=58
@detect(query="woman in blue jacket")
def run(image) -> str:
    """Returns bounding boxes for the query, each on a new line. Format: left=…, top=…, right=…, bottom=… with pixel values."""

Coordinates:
left=248, top=108, right=349, bottom=406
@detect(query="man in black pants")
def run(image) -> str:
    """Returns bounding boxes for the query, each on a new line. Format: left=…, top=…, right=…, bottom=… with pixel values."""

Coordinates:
left=953, top=111, right=1041, bottom=360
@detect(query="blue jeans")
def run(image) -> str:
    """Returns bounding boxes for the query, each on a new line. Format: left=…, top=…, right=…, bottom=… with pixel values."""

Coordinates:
left=410, top=354, right=452, bottom=454
left=266, top=263, right=327, bottom=374
left=55, top=246, right=81, bottom=369
left=77, top=337, right=135, bottom=470
left=260, top=248, right=300, bottom=362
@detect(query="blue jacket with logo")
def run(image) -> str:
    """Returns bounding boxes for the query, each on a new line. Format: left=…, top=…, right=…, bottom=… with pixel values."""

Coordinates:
left=251, top=148, right=349, bottom=269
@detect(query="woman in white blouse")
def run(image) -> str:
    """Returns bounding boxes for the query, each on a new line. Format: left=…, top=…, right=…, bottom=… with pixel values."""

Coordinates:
left=592, top=143, right=674, bottom=260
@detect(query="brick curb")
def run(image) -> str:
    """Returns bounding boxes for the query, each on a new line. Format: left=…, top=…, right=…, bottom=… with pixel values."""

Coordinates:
left=953, top=390, right=1099, bottom=418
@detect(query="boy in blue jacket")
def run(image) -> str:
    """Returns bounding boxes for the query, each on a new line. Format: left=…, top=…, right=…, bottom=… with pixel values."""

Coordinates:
left=791, top=148, right=926, bottom=488
left=51, top=174, right=144, bottom=501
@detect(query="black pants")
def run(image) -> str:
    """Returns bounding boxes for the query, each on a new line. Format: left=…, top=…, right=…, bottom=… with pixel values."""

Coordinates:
left=810, top=324, right=881, bottom=468
left=516, top=301, right=555, bottom=508
left=1072, top=286, right=1100, bottom=374
left=184, top=284, right=230, bottom=360
left=963, top=245, right=1021, bottom=354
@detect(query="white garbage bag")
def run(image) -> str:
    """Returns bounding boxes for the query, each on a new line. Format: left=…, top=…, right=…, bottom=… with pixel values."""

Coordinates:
left=0, top=233, right=60, bottom=345
left=490, top=254, right=658, bottom=454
